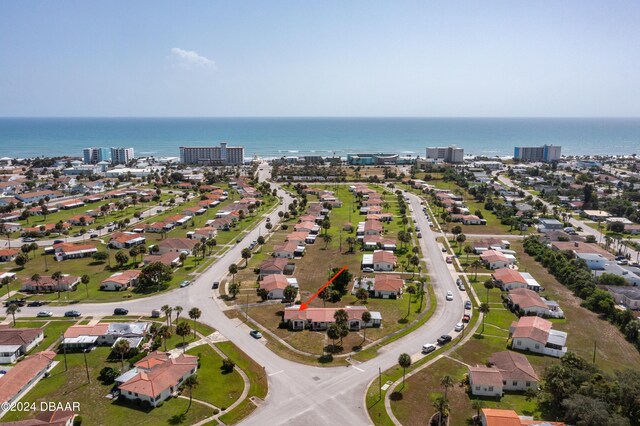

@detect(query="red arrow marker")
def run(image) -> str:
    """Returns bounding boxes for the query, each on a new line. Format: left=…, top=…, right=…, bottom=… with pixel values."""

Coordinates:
left=298, top=265, right=348, bottom=311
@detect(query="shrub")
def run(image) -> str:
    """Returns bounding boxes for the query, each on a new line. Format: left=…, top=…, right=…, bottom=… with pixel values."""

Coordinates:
left=221, top=358, right=235, bottom=373
left=98, top=367, right=119, bottom=385
left=73, top=416, right=82, bottom=425
left=213, top=409, right=220, bottom=415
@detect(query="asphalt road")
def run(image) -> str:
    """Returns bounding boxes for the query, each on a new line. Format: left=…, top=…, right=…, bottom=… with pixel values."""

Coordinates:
left=12, top=166, right=465, bottom=425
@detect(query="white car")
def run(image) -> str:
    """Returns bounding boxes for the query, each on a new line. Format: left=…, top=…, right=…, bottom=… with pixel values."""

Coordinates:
left=446, top=291, right=453, bottom=301
left=37, top=311, right=53, bottom=317
left=454, top=322, right=464, bottom=332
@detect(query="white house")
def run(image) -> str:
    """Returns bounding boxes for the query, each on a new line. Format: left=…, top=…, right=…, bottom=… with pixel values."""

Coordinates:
left=0, top=327, right=44, bottom=363
left=510, top=316, right=567, bottom=358
left=372, top=250, right=397, bottom=271
left=259, top=274, right=289, bottom=299
left=100, top=270, right=141, bottom=291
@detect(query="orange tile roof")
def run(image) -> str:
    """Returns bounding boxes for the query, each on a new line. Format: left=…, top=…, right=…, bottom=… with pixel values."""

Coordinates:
left=492, top=268, right=527, bottom=284
left=511, top=316, right=552, bottom=344
left=481, top=408, right=522, bottom=426
left=120, top=353, right=197, bottom=398
left=373, top=274, right=404, bottom=292
left=64, top=324, right=110, bottom=338
left=0, top=351, right=56, bottom=404
left=260, top=274, right=289, bottom=292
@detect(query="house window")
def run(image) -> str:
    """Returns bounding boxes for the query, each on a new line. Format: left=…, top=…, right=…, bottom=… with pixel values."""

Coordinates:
left=488, top=386, right=494, bottom=391
left=534, top=344, right=540, bottom=349
left=475, top=386, right=480, bottom=390
left=526, top=381, right=531, bottom=387
left=513, top=381, right=518, bottom=386
left=134, top=393, right=138, bottom=397
left=516, top=340, right=521, bottom=346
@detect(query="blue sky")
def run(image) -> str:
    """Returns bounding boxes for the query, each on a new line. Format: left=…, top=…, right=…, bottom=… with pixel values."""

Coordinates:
left=1, top=1, right=639, bottom=117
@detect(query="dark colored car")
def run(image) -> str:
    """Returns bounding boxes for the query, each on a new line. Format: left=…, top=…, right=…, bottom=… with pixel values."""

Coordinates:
left=27, top=301, right=45, bottom=307
left=113, top=308, right=129, bottom=315
left=437, top=335, right=452, bottom=345
left=465, top=300, right=472, bottom=310
left=90, top=234, right=99, bottom=238
left=64, top=310, right=81, bottom=317
left=5, top=299, right=26, bottom=307
left=212, top=282, right=220, bottom=289
left=53, top=240, right=64, bottom=245
left=462, top=314, right=471, bottom=323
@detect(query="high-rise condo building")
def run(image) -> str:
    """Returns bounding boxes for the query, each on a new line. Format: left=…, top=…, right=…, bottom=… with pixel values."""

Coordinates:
left=513, top=145, right=561, bottom=162
left=425, top=145, right=464, bottom=163
left=179, top=143, right=245, bottom=165
left=110, top=147, right=135, bottom=165
left=83, top=147, right=111, bottom=164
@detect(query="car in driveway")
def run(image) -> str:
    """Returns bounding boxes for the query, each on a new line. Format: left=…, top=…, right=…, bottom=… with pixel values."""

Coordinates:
left=465, top=300, right=472, bottom=310
left=437, top=335, right=452, bottom=345
left=27, top=300, right=45, bottom=307
left=64, top=310, right=81, bottom=317
left=422, top=343, right=436, bottom=354
left=37, top=311, right=53, bottom=317
left=113, top=308, right=129, bottom=315
left=212, top=281, right=220, bottom=289
left=454, top=322, right=465, bottom=332
left=362, top=267, right=374, bottom=273
left=446, top=291, right=453, bottom=301
left=249, top=330, right=263, bottom=339
left=179, top=280, right=191, bottom=288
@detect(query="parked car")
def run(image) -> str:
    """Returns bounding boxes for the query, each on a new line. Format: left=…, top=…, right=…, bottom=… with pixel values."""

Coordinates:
left=53, top=240, right=64, bottom=245
left=27, top=301, right=45, bottom=307
left=462, top=314, right=471, bottom=323
left=454, top=322, right=465, bottom=332
left=73, top=232, right=82, bottom=237
left=446, top=291, right=453, bottom=301
left=465, top=300, right=472, bottom=310
left=250, top=330, right=263, bottom=339
left=417, top=233, right=422, bottom=238
left=236, top=238, right=243, bottom=243
left=90, top=234, right=98, bottom=238
left=422, top=343, right=436, bottom=354
left=441, top=247, right=447, bottom=252
left=446, top=256, right=453, bottom=264
left=415, top=226, right=420, bottom=232
left=64, top=310, right=81, bottom=317
left=113, top=308, right=129, bottom=315
left=266, top=217, right=271, bottom=222
left=37, top=311, right=53, bottom=317
left=22, top=237, right=36, bottom=243
left=362, top=267, right=374, bottom=273
left=212, top=281, right=220, bottom=289
left=437, top=335, right=452, bottom=345
left=180, top=280, right=191, bottom=288
left=151, top=309, right=162, bottom=318
left=4, top=299, right=25, bottom=307
left=458, top=282, right=465, bottom=291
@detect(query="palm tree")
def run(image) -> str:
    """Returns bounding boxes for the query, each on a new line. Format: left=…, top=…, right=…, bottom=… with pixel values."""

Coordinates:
left=471, top=399, right=483, bottom=421
left=183, top=374, right=199, bottom=413
left=471, top=259, right=482, bottom=281
left=81, top=274, right=90, bottom=298
left=361, top=311, right=371, bottom=341
left=161, top=304, right=171, bottom=327
left=463, top=244, right=473, bottom=264
left=241, top=248, right=252, bottom=267
left=483, top=279, right=494, bottom=305
left=113, top=338, right=130, bottom=368
left=188, top=307, right=201, bottom=338
left=433, top=396, right=450, bottom=426
left=158, top=325, right=172, bottom=351
left=398, top=353, right=412, bottom=387
left=322, top=233, right=333, bottom=249
left=479, top=302, right=490, bottom=335
left=6, top=304, right=20, bottom=325
left=405, top=285, right=416, bottom=316
left=174, top=305, right=183, bottom=325
left=51, top=271, right=63, bottom=299
left=176, top=322, right=191, bottom=352
left=228, top=263, right=238, bottom=283
left=440, top=375, right=454, bottom=400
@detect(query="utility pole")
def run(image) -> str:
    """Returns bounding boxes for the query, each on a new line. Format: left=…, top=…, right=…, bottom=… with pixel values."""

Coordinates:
left=61, top=333, right=67, bottom=371
left=593, top=340, right=597, bottom=364
left=378, top=367, right=382, bottom=400
left=83, top=350, right=91, bottom=383
left=246, top=294, right=249, bottom=321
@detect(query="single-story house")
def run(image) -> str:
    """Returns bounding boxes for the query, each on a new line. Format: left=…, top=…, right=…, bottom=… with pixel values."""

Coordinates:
left=118, top=351, right=198, bottom=407
left=0, top=351, right=56, bottom=411
left=182, top=206, right=207, bottom=216
left=551, top=241, right=614, bottom=260
left=510, top=316, right=567, bottom=358
left=156, top=238, right=198, bottom=255
left=109, top=232, right=146, bottom=249
left=470, top=351, right=539, bottom=397
left=0, top=326, right=44, bottom=363
left=51, top=242, right=97, bottom=260
left=370, top=274, right=404, bottom=298
left=259, top=274, right=290, bottom=299
left=259, top=258, right=295, bottom=278
left=507, top=288, right=564, bottom=318
left=21, top=275, right=80, bottom=293
left=479, top=408, right=565, bottom=426
left=101, top=270, right=141, bottom=291
left=189, top=226, right=217, bottom=241
left=372, top=250, right=397, bottom=271
left=472, top=238, right=510, bottom=253
left=283, top=305, right=381, bottom=331
left=66, top=215, right=95, bottom=226
left=0, top=249, right=19, bottom=262
left=207, top=217, right=233, bottom=230
left=363, top=220, right=383, bottom=236
left=481, top=250, right=514, bottom=269
left=605, top=286, right=640, bottom=310
left=492, top=269, right=529, bottom=291
left=272, top=241, right=299, bottom=259
left=143, top=253, right=181, bottom=268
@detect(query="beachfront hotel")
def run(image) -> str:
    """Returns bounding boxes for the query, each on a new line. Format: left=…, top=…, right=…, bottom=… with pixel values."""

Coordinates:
left=425, top=145, right=464, bottom=163
left=513, top=144, right=561, bottom=162
left=179, top=142, right=245, bottom=165
left=111, top=147, right=135, bottom=165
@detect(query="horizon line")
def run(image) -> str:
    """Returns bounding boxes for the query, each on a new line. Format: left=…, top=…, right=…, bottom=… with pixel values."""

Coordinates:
left=1, top=115, right=640, bottom=120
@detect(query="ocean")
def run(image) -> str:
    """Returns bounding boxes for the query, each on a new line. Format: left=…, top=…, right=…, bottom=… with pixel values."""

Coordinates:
left=0, top=117, right=639, bottom=159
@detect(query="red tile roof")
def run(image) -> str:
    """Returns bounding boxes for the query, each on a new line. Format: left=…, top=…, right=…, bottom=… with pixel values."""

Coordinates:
left=0, top=351, right=56, bottom=405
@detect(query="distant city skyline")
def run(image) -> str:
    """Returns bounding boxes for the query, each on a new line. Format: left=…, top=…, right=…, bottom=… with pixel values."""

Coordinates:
left=1, top=1, right=639, bottom=117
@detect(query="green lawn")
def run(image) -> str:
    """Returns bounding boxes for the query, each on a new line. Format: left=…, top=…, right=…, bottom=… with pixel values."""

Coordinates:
left=1, top=347, right=213, bottom=425
left=186, top=344, right=244, bottom=410
left=11, top=319, right=77, bottom=350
